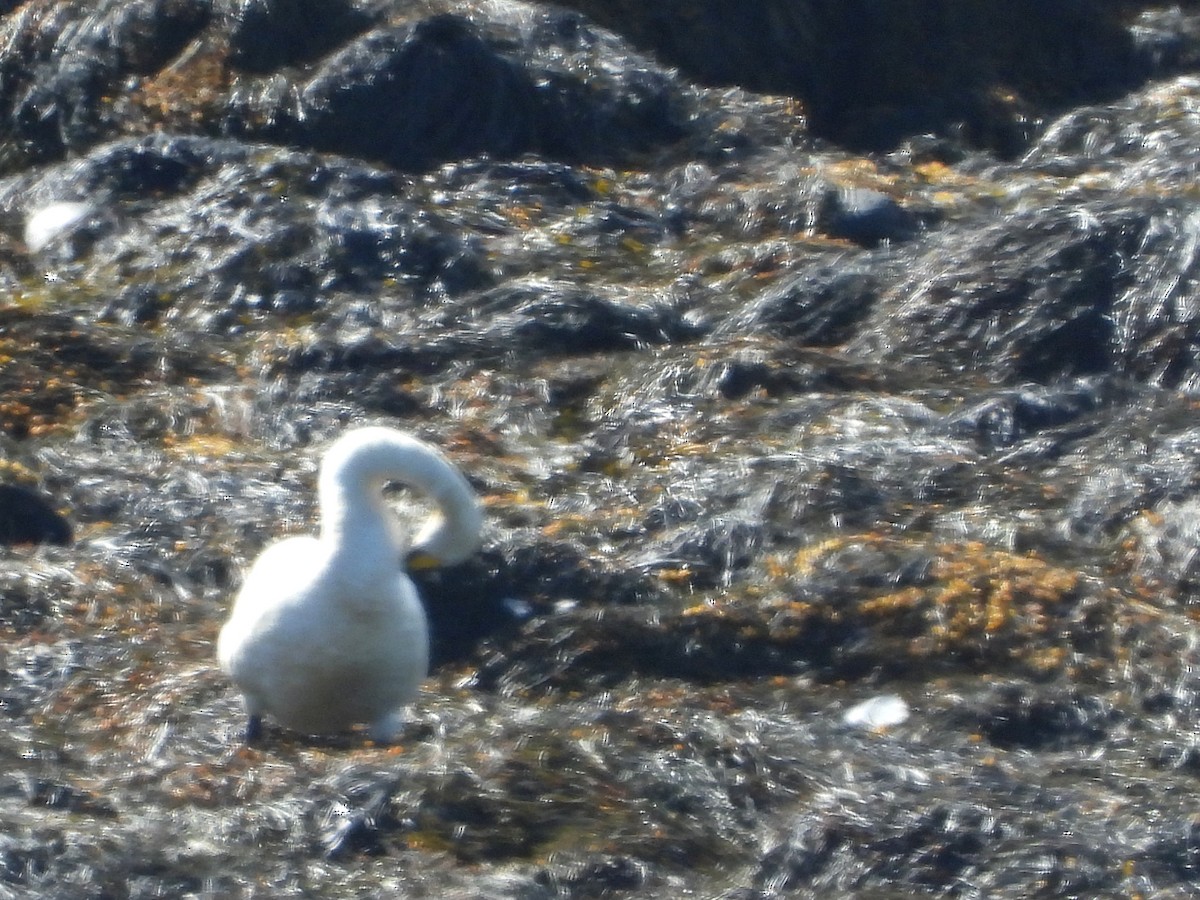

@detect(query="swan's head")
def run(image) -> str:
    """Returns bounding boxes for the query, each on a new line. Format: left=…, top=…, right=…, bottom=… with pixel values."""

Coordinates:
left=318, top=426, right=483, bottom=569
left=407, top=495, right=484, bottom=568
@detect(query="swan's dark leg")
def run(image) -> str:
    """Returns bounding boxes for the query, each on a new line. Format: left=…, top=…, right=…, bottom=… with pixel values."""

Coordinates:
left=244, top=714, right=263, bottom=744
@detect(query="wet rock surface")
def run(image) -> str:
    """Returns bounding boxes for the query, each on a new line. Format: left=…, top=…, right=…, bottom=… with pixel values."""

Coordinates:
left=4, top=1, right=1200, bottom=897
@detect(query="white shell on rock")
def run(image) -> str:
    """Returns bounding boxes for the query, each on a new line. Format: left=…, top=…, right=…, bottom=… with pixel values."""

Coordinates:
left=24, top=201, right=95, bottom=253
left=842, top=694, right=911, bottom=730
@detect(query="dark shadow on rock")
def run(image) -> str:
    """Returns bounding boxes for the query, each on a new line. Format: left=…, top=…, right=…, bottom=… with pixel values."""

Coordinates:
left=933, top=683, right=1119, bottom=753
left=0, top=484, right=72, bottom=546
left=416, top=542, right=666, bottom=670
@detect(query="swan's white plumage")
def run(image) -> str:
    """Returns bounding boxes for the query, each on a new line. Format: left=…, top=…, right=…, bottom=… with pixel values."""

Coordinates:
left=217, top=426, right=482, bottom=740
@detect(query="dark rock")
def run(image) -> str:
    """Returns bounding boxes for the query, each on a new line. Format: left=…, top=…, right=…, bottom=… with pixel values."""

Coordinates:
left=450, top=281, right=702, bottom=356
left=0, top=2, right=695, bottom=174
left=2, top=776, right=117, bottom=818
left=551, top=0, right=1149, bottom=154
left=541, top=854, right=646, bottom=894
left=818, top=186, right=918, bottom=246
left=1023, top=74, right=1200, bottom=185
left=222, top=0, right=374, bottom=73
left=435, top=158, right=596, bottom=208
left=0, top=832, right=61, bottom=888
left=0, top=133, right=492, bottom=312
left=1128, top=496, right=1200, bottom=604
left=976, top=688, right=1114, bottom=751
left=848, top=197, right=1200, bottom=388
left=230, top=9, right=691, bottom=171
left=723, top=255, right=884, bottom=345
left=315, top=780, right=392, bottom=859
left=945, top=379, right=1114, bottom=452
left=1128, top=7, right=1200, bottom=80
left=287, top=15, right=540, bottom=171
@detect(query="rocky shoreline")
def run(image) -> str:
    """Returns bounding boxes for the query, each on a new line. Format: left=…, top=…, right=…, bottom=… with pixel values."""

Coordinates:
left=5, top=2, right=1200, bottom=897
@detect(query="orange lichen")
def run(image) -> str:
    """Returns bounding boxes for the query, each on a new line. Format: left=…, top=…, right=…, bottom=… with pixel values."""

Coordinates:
left=132, top=40, right=230, bottom=131
left=872, top=544, right=1078, bottom=665
left=760, top=534, right=1088, bottom=675
left=162, top=431, right=240, bottom=460
left=656, top=567, right=697, bottom=584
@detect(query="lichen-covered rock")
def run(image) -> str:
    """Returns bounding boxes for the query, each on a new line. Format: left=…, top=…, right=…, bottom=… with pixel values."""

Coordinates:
left=0, top=0, right=211, bottom=163
left=0, top=0, right=697, bottom=172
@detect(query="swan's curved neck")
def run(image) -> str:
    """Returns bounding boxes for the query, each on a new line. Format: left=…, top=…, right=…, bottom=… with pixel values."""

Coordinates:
left=317, top=428, right=482, bottom=566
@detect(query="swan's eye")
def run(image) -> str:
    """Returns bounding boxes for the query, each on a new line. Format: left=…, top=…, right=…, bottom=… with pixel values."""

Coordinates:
left=407, top=551, right=441, bottom=570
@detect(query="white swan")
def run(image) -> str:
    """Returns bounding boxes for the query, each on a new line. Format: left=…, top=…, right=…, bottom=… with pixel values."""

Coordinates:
left=217, top=426, right=483, bottom=742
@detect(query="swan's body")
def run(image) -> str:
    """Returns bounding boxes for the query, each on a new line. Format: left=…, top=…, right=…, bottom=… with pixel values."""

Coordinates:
left=217, top=426, right=482, bottom=741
